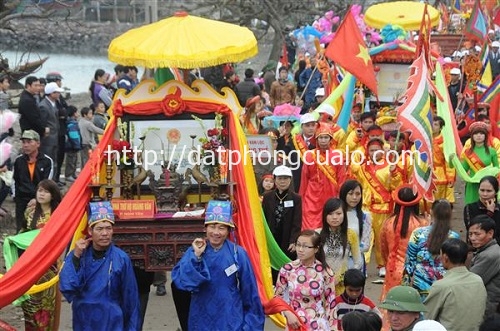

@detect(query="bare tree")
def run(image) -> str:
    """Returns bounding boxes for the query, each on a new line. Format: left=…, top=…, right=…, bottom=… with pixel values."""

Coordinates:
left=1, top=0, right=372, bottom=63
left=166, top=0, right=371, bottom=62
left=0, top=0, right=81, bottom=30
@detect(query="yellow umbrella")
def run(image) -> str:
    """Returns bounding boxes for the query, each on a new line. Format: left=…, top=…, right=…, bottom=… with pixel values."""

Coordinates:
left=108, top=11, right=258, bottom=68
left=364, top=1, right=440, bottom=30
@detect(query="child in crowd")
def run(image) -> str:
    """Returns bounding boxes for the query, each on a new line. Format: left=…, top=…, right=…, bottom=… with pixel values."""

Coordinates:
left=333, top=269, right=382, bottom=331
left=78, top=107, right=104, bottom=167
left=91, top=100, right=109, bottom=130
left=65, top=106, right=82, bottom=182
left=259, top=173, right=275, bottom=198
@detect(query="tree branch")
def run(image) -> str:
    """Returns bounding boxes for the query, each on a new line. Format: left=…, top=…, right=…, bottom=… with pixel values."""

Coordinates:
left=0, top=9, right=55, bottom=28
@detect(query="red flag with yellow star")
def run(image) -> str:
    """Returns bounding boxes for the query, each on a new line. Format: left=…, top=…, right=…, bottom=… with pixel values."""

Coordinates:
left=325, top=10, right=378, bottom=95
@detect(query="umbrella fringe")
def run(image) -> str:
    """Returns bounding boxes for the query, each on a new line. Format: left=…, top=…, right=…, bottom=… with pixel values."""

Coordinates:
left=108, top=48, right=259, bottom=69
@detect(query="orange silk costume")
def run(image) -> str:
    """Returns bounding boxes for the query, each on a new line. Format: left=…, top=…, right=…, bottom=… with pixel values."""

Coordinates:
left=240, top=115, right=260, bottom=135
left=432, top=134, right=456, bottom=202
left=380, top=214, right=428, bottom=301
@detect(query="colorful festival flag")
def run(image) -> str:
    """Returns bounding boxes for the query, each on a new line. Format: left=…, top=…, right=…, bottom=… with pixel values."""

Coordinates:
left=434, top=62, right=463, bottom=159
left=396, top=53, right=435, bottom=200
left=478, top=42, right=492, bottom=92
left=480, top=75, right=500, bottom=104
left=464, top=0, right=488, bottom=42
left=494, top=8, right=500, bottom=26
left=452, top=0, right=462, bottom=13
left=330, top=66, right=345, bottom=122
left=325, top=10, right=378, bottom=95
left=479, top=42, right=490, bottom=76
left=438, top=2, right=450, bottom=30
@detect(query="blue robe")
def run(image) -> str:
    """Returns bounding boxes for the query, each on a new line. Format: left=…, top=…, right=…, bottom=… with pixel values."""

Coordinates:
left=172, top=240, right=265, bottom=331
left=59, top=244, right=140, bottom=331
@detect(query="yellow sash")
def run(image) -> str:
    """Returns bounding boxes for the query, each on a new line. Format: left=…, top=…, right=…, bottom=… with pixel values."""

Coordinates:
left=314, top=149, right=338, bottom=188
left=292, top=134, right=310, bottom=164
left=361, top=163, right=392, bottom=203
left=464, top=148, right=487, bottom=173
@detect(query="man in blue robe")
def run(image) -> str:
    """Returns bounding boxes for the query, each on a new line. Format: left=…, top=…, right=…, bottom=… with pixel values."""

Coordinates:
left=172, top=200, right=265, bottom=331
left=59, top=201, right=140, bottom=331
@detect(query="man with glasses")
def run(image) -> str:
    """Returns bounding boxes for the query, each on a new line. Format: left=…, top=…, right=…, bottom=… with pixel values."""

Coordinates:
left=379, top=285, right=426, bottom=331
left=60, top=201, right=140, bottom=331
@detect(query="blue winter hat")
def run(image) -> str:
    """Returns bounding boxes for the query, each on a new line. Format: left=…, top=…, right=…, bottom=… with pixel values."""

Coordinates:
left=88, top=201, right=115, bottom=227
left=205, top=200, right=234, bottom=228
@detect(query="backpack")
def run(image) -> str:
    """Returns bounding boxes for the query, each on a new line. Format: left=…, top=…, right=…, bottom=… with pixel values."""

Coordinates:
left=65, top=120, right=82, bottom=151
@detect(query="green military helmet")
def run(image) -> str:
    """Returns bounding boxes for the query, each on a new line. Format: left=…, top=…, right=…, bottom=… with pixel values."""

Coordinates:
left=379, top=286, right=426, bottom=312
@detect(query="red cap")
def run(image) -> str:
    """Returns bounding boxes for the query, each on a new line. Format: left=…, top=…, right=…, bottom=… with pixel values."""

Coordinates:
left=245, top=95, right=261, bottom=109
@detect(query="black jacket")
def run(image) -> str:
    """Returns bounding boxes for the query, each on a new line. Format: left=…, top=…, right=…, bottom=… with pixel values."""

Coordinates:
left=262, top=189, right=302, bottom=259
left=234, top=78, right=261, bottom=107
left=18, top=90, right=45, bottom=137
left=57, top=96, right=69, bottom=136
left=13, top=152, right=53, bottom=199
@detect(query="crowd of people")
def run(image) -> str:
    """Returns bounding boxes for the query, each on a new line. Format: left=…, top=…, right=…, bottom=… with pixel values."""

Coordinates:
left=195, top=44, right=500, bottom=328
left=201, top=30, right=500, bottom=331
left=0, top=26, right=500, bottom=331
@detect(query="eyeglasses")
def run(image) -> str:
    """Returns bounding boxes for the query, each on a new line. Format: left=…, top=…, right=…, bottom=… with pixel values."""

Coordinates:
left=295, top=243, right=315, bottom=249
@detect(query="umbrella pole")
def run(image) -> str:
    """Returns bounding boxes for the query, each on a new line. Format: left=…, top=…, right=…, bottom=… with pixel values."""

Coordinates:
left=182, top=69, right=190, bottom=84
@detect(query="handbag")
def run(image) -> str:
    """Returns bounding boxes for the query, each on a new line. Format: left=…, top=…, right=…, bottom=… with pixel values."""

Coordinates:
left=0, top=170, right=13, bottom=187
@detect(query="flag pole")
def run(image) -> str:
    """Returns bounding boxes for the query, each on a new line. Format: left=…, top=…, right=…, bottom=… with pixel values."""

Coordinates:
left=299, top=65, right=319, bottom=103
left=299, top=38, right=324, bottom=103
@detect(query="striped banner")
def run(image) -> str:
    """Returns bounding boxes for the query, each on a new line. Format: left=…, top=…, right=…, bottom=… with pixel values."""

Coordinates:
left=396, top=53, right=435, bottom=200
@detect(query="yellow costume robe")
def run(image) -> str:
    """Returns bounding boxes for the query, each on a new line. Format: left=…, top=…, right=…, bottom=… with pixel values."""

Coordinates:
left=350, top=159, right=403, bottom=267
left=432, top=134, right=456, bottom=202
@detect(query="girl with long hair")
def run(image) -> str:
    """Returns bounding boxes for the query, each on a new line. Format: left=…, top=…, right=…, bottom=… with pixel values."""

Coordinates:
left=460, top=121, right=499, bottom=204
left=3, top=180, right=63, bottom=330
left=275, top=229, right=336, bottom=330
left=403, top=199, right=460, bottom=299
left=380, top=186, right=427, bottom=302
left=240, top=95, right=264, bottom=134
left=339, top=180, right=373, bottom=271
left=319, top=198, right=362, bottom=295
left=25, top=179, right=62, bottom=229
